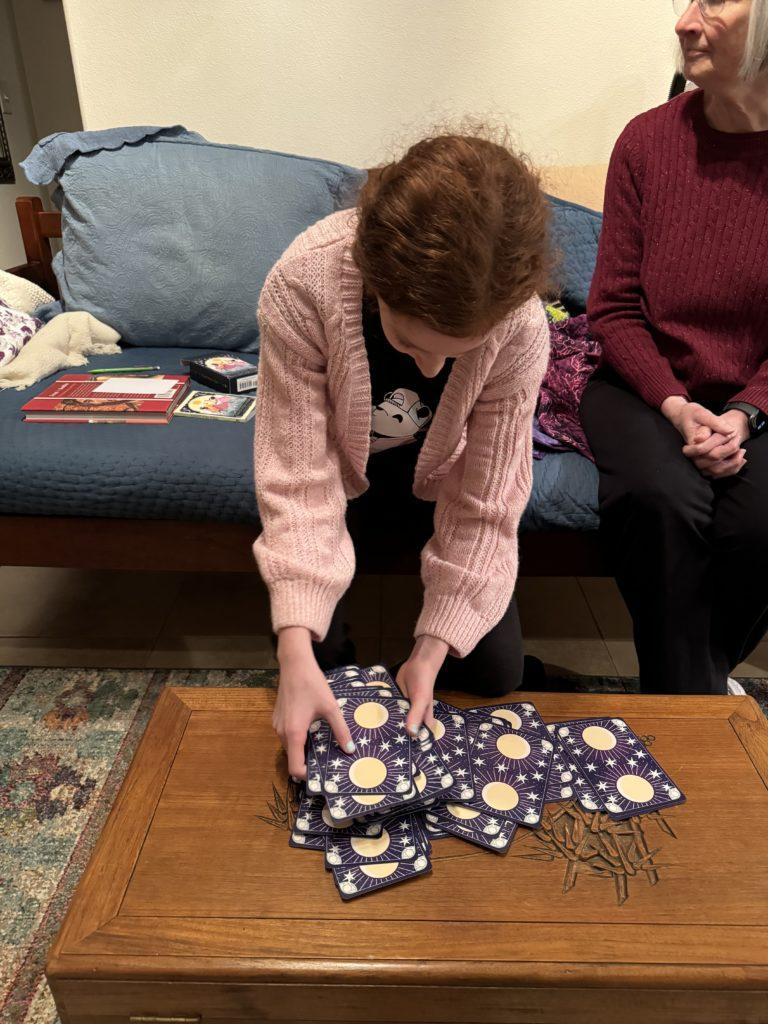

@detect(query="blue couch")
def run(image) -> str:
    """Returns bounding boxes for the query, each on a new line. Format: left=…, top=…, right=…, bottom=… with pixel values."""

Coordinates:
left=1, top=129, right=602, bottom=576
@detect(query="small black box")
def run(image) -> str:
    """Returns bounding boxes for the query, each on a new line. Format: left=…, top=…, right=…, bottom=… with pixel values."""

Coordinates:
left=188, top=354, right=258, bottom=394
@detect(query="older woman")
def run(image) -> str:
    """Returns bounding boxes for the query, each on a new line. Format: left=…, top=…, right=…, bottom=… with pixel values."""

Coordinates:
left=581, top=0, right=768, bottom=695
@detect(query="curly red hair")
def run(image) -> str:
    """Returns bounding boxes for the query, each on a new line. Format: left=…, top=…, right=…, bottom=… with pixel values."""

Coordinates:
left=352, top=131, right=551, bottom=336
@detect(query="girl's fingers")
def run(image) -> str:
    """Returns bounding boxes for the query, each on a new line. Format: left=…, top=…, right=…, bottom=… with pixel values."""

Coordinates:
left=324, top=702, right=356, bottom=756
left=285, top=729, right=308, bottom=780
left=405, top=693, right=432, bottom=738
left=403, top=679, right=434, bottom=737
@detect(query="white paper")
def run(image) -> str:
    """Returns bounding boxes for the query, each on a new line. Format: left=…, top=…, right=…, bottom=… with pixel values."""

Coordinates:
left=93, top=377, right=176, bottom=395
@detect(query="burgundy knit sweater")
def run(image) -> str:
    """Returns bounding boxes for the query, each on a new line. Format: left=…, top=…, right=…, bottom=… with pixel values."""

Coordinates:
left=587, top=89, right=768, bottom=413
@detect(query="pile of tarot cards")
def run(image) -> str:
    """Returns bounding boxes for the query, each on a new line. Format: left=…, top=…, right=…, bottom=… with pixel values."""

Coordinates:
left=289, top=665, right=685, bottom=900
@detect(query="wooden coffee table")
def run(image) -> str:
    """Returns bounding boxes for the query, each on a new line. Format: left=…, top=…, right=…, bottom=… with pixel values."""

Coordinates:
left=46, top=687, right=768, bottom=1024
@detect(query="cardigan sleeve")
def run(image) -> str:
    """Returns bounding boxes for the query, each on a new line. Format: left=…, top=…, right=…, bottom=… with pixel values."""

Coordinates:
left=252, top=267, right=355, bottom=641
left=414, top=308, right=550, bottom=658
left=587, top=120, right=690, bottom=410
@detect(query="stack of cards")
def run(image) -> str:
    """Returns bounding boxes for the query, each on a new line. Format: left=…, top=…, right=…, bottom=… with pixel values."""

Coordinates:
left=288, top=665, right=686, bottom=900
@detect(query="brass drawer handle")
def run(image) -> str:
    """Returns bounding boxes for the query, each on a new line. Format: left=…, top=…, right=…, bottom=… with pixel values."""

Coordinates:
left=130, top=1018, right=201, bottom=1023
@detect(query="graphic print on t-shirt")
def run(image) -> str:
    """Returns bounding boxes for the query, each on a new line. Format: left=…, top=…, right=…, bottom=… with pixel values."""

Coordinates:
left=370, top=387, right=434, bottom=453
left=362, top=299, right=452, bottom=459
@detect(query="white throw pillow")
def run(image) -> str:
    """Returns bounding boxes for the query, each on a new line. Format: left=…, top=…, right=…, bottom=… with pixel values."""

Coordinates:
left=0, top=269, right=54, bottom=315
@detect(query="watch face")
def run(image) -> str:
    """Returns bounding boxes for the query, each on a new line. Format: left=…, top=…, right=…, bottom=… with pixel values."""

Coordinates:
left=751, top=411, right=768, bottom=435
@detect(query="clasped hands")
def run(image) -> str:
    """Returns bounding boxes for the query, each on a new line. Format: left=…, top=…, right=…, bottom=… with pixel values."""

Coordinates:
left=661, top=396, right=749, bottom=479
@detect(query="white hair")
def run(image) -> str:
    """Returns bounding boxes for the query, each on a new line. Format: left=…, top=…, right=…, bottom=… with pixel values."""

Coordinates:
left=741, top=0, right=768, bottom=79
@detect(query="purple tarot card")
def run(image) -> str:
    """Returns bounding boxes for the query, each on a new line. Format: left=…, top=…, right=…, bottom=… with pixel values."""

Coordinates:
left=553, top=717, right=685, bottom=819
left=467, top=718, right=554, bottom=826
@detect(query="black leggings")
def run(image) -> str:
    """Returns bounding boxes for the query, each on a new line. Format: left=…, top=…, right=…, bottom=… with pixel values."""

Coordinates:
left=580, top=368, right=768, bottom=695
left=311, top=466, right=524, bottom=698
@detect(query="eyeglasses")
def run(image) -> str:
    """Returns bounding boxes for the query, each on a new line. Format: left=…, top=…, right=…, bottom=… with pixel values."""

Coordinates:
left=673, top=0, right=725, bottom=17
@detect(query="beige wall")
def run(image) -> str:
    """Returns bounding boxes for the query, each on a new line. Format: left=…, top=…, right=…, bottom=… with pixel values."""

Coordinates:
left=0, top=0, right=47, bottom=268
left=61, top=0, right=680, bottom=169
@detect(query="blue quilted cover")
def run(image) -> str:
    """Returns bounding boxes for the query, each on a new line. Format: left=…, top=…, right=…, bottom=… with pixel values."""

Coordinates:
left=547, top=195, right=602, bottom=314
left=0, top=346, right=598, bottom=531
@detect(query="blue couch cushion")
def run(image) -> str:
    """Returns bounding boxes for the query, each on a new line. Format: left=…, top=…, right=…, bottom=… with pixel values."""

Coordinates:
left=22, top=127, right=366, bottom=353
left=521, top=451, right=599, bottom=532
left=0, top=348, right=599, bottom=532
left=546, top=195, right=602, bottom=314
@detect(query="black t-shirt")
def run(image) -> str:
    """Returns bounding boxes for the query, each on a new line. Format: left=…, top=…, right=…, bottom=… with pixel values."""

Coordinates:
left=362, top=299, right=452, bottom=482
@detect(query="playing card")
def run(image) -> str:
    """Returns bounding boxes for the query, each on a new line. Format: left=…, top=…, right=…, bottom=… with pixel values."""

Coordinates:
left=543, top=725, right=574, bottom=805
left=410, top=741, right=454, bottom=801
left=468, top=718, right=554, bottom=826
left=323, top=776, right=422, bottom=820
left=325, top=664, right=397, bottom=691
left=429, top=702, right=475, bottom=801
left=543, top=725, right=604, bottom=811
left=424, top=818, right=452, bottom=839
left=466, top=701, right=546, bottom=734
left=320, top=696, right=417, bottom=798
left=332, top=852, right=431, bottom=899
left=358, top=664, right=397, bottom=687
left=330, top=686, right=395, bottom=698
left=427, top=802, right=504, bottom=836
left=427, top=803, right=517, bottom=853
left=293, top=794, right=384, bottom=837
left=325, top=665, right=366, bottom=686
left=324, top=814, right=426, bottom=869
left=305, top=729, right=325, bottom=794
left=289, top=830, right=326, bottom=851
left=495, top=701, right=546, bottom=733
left=553, top=717, right=685, bottom=819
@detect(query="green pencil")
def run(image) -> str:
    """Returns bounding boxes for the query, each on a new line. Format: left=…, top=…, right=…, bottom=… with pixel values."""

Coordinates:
left=88, top=365, right=162, bottom=374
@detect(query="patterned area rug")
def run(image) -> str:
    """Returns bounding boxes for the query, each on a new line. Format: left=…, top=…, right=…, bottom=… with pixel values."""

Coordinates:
left=1, top=666, right=766, bottom=1024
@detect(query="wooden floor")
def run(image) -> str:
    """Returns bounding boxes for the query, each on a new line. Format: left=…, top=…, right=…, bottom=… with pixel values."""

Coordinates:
left=0, top=567, right=766, bottom=677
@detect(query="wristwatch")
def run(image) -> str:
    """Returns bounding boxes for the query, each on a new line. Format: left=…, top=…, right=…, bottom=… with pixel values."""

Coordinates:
left=723, top=401, right=768, bottom=438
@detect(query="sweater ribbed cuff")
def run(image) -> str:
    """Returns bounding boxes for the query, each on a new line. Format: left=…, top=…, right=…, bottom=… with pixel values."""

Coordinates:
left=633, top=374, right=689, bottom=411
left=728, top=385, right=768, bottom=417
left=269, top=579, right=341, bottom=644
left=415, top=592, right=495, bottom=660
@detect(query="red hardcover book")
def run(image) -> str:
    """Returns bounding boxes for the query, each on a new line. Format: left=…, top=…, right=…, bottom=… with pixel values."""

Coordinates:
left=21, top=375, right=189, bottom=424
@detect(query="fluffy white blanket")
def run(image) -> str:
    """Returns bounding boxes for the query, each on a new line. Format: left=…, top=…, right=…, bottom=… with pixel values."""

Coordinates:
left=0, top=312, right=121, bottom=391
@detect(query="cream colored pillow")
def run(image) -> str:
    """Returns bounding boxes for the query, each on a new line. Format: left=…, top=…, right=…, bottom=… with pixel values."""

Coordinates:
left=0, top=269, right=54, bottom=315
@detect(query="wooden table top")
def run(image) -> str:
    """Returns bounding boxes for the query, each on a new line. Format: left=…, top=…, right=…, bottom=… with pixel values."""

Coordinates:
left=47, top=686, right=768, bottom=992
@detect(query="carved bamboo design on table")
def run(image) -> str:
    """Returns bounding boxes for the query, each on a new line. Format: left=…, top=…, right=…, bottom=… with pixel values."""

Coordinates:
left=512, top=730, right=678, bottom=904
left=512, top=802, right=677, bottom=905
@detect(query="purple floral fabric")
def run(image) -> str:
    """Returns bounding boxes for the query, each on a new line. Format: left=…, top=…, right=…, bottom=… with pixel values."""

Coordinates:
left=534, top=313, right=601, bottom=462
left=0, top=298, right=42, bottom=368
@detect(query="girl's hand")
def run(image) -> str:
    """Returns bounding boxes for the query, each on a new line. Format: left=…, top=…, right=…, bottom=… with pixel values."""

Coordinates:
left=273, top=626, right=355, bottom=780
left=397, top=635, right=449, bottom=737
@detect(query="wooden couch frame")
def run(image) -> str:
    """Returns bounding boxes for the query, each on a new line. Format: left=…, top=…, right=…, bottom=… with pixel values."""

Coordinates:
left=3, top=195, right=605, bottom=577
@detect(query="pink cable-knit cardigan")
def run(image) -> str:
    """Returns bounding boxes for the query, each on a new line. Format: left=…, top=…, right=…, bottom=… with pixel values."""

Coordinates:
left=252, top=209, right=550, bottom=658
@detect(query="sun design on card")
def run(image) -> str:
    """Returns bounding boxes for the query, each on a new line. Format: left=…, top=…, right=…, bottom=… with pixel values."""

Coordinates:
left=512, top=732, right=679, bottom=905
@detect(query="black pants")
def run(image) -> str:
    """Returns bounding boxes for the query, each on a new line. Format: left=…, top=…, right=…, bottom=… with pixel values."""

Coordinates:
left=312, top=461, right=524, bottom=698
left=580, top=369, right=768, bottom=694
